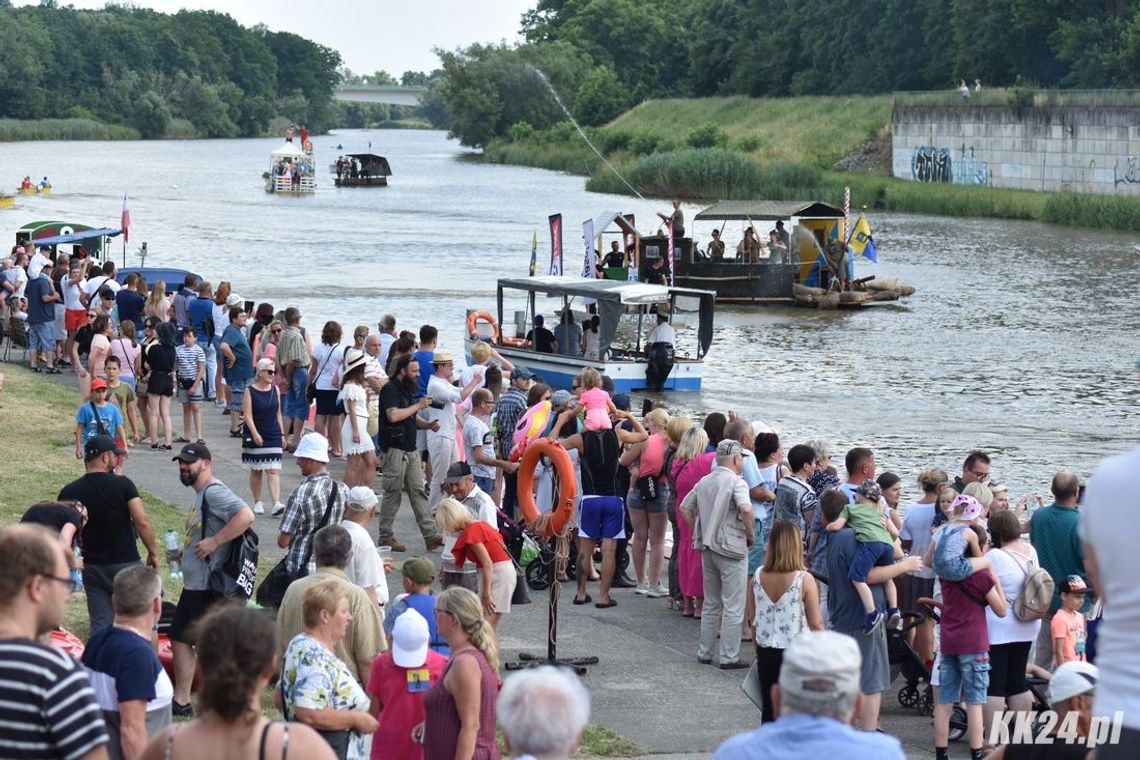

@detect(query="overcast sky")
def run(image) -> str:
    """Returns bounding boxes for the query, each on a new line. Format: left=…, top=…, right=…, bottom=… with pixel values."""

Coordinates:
left=14, top=0, right=536, bottom=75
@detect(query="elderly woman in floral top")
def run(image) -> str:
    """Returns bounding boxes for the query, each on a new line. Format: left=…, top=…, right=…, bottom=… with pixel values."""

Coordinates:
left=279, top=579, right=378, bottom=760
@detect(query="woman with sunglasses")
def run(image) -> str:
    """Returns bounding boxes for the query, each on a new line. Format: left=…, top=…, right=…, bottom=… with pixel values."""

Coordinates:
left=70, top=309, right=99, bottom=399
left=242, top=357, right=285, bottom=515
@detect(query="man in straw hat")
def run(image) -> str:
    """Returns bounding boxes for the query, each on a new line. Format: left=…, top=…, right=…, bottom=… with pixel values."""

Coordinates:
left=713, top=631, right=905, bottom=759
left=424, top=350, right=484, bottom=510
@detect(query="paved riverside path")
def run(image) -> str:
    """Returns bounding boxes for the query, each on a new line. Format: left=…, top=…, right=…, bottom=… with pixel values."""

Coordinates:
left=43, top=369, right=938, bottom=758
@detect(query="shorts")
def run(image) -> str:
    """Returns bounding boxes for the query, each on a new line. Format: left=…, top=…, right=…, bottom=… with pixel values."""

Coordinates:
left=938, top=652, right=990, bottom=705
left=987, top=641, right=1032, bottom=698
left=282, top=367, right=309, bottom=419
left=148, top=370, right=174, bottom=397
left=627, top=480, right=667, bottom=513
left=578, top=495, right=625, bottom=540
left=439, top=569, right=478, bottom=592
left=832, top=625, right=890, bottom=694
left=28, top=322, right=55, bottom=351
left=65, top=308, right=87, bottom=332
left=227, top=377, right=249, bottom=410
left=487, top=561, right=517, bottom=615
left=898, top=574, right=936, bottom=613
left=178, top=381, right=204, bottom=404
left=170, top=588, right=227, bottom=644
left=314, top=388, right=344, bottom=416
left=847, top=540, right=895, bottom=583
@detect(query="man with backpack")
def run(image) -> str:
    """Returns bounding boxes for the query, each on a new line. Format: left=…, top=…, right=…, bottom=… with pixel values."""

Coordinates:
left=168, top=442, right=255, bottom=718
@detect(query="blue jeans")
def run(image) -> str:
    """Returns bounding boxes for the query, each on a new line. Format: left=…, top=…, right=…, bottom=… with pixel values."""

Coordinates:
left=933, top=525, right=972, bottom=582
left=197, top=337, right=216, bottom=399
left=938, top=652, right=990, bottom=705
left=474, top=475, right=495, bottom=495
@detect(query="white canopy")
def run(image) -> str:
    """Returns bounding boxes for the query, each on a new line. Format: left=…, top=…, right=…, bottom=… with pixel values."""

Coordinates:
left=270, top=141, right=304, bottom=159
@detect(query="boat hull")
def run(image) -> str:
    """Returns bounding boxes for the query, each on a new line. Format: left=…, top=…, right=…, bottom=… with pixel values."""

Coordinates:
left=464, top=338, right=701, bottom=393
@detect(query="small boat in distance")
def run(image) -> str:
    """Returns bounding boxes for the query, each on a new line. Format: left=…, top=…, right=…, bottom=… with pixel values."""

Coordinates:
left=265, top=141, right=315, bottom=194
left=0, top=194, right=14, bottom=209
left=16, top=176, right=51, bottom=195
left=465, top=275, right=715, bottom=392
left=333, top=153, right=392, bottom=187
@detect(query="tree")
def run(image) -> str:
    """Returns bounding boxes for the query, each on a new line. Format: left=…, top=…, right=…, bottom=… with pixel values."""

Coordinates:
left=132, top=89, right=172, bottom=137
left=573, top=65, right=628, bottom=125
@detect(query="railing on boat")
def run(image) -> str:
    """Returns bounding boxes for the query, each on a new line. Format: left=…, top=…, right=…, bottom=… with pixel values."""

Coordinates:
left=267, top=175, right=315, bottom=193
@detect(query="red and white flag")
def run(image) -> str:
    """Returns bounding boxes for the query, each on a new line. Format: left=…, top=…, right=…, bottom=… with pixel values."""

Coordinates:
left=121, top=193, right=130, bottom=243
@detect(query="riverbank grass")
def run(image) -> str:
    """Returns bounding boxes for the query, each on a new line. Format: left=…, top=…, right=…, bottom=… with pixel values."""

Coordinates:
left=0, top=365, right=188, bottom=639
left=0, top=118, right=140, bottom=142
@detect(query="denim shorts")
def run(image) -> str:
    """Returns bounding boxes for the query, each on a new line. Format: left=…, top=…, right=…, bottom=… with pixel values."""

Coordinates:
left=626, top=480, right=667, bottom=513
left=227, top=377, right=249, bottom=410
left=938, top=652, right=990, bottom=705
left=282, top=367, right=309, bottom=419
left=28, top=322, right=55, bottom=351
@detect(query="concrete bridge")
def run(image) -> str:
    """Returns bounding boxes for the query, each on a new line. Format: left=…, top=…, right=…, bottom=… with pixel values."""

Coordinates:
left=334, top=84, right=426, bottom=106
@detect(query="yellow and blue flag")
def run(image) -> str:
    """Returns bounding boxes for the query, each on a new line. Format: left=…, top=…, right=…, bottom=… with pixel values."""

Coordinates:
left=847, top=215, right=877, bottom=262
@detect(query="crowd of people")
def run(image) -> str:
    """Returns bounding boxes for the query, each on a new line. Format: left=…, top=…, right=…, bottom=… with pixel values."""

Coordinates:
left=1, top=247, right=1137, bottom=759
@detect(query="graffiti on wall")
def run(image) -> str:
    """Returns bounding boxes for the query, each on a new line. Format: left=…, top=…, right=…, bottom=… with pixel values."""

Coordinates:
left=911, top=146, right=990, bottom=186
left=1115, top=156, right=1140, bottom=185
left=912, top=146, right=952, bottom=183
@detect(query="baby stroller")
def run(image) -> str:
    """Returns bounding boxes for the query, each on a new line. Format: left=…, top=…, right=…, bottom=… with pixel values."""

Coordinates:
left=495, top=506, right=542, bottom=602
left=890, top=598, right=967, bottom=742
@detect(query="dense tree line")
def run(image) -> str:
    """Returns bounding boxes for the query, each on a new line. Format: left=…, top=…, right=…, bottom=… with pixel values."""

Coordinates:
left=434, top=0, right=1140, bottom=148
left=0, top=2, right=340, bottom=137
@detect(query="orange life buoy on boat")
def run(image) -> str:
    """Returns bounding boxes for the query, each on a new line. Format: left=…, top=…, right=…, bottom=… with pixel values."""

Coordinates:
left=502, top=336, right=524, bottom=348
left=466, top=310, right=500, bottom=343
left=517, top=438, right=577, bottom=538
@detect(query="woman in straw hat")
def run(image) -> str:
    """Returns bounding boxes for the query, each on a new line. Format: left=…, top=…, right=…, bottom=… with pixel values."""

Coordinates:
left=338, top=349, right=375, bottom=488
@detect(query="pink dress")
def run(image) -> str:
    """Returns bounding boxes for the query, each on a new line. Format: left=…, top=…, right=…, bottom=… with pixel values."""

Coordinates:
left=671, top=451, right=716, bottom=597
left=579, top=387, right=610, bottom=431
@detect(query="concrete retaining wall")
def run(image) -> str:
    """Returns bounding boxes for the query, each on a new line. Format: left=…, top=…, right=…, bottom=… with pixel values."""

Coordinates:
left=891, top=106, right=1140, bottom=195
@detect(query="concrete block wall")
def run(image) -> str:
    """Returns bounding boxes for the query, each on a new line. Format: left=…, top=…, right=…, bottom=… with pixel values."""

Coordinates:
left=891, top=106, right=1140, bottom=195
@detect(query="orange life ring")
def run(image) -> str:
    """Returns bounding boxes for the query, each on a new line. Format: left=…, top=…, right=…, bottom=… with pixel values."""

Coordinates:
left=466, top=310, right=500, bottom=342
left=517, top=438, right=577, bottom=538
left=502, top=336, right=524, bottom=348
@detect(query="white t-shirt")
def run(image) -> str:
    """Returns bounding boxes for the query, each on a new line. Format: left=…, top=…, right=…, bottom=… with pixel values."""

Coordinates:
left=899, top=501, right=937, bottom=580
left=211, top=303, right=227, bottom=338
left=1083, top=444, right=1140, bottom=728
left=459, top=362, right=486, bottom=389
left=311, top=343, right=346, bottom=391
left=426, top=374, right=462, bottom=440
left=463, top=414, right=495, bottom=479
left=4, top=265, right=28, bottom=298
left=341, top=519, right=389, bottom=605
left=984, top=544, right=1041, bottom=645
left=64, top=277, right=87, bottom=310
left=647, top=321, right=676, bottom=345
left=84, top=275, right=120, bottom=297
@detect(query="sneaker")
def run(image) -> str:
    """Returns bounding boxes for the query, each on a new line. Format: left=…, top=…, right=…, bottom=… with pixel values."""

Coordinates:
left=252, top=501, right=265, bottom=515
left=378, top=538, right=407, bottom=552
left=271, top=501, right=286, bottom=517
left=634, top=583, right=651, bottom=595
left=424, top=536, right=444, bottom=552
left=646, top=584, right=670, bottom=598
left=171, top=700, right=193, bottom=719
left=886, top=608, right=902, bottom=630
left=863, top=609, right=885, bottom=636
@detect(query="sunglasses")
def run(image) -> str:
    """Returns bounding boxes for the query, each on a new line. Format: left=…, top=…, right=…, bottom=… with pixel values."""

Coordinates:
left=262, top=368, right=276, bottom=374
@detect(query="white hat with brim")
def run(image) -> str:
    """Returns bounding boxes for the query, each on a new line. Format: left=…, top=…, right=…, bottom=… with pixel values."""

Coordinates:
left=1049, top=661, right=1098, bottom=705
left=293, top=432, right=330, bottom=463
left=391, top=610, right=431, bottom=668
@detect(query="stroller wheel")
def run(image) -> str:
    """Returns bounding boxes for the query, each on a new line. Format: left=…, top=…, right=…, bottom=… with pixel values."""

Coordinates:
left=919, top=686, right=934, bottom=716
left=948, top=705, right=968, bottom=742
left=526, top=557, right=553, bottom=591
left=897, top=685, right=918, bottom=708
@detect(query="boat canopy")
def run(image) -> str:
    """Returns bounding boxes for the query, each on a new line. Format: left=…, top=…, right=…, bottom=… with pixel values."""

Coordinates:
left=270, top=141, right=305, bottom=159
left=496, top=275, right=716, bottom=360
left=592, top=211, right=643, bottom=238
left=31, top=228, right=122, bottom=246
left=345, top=153, right=392, bottom=176
left=694, top=200, right=844, bottom=221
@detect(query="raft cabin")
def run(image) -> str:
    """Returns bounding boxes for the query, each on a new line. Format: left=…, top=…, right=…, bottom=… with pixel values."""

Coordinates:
left=265, top=141, right=315, bottom=194
left=627, top=200, right=914, bottom=308
left=16, top=220, right=121, bottom=261
left=465, top=275, right=715, bottom=393
left=333, top=154, right=392, bottom=187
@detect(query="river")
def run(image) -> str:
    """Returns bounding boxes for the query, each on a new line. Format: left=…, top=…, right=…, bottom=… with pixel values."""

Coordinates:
left=2, top=129, right=1137, bottom=497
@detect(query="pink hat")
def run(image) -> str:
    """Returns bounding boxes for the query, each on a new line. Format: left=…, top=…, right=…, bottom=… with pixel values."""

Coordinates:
left=949, top=494, right=983, bottom=522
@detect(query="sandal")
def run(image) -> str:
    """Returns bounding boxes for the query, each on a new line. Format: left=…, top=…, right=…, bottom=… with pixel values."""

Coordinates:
left=594, top=599, right=618, bottom=609
left=572, top=594, right=592, bottom=605
left=174, top=436, right=190, bottom=443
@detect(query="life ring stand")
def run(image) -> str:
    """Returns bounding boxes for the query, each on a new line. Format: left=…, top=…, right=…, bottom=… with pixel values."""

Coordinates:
left=516, top=438, right=576, bottom=538
left=466, top=310, right=500, bottom=343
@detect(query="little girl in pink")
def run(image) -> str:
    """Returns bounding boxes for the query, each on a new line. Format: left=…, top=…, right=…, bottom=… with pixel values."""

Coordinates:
left=577, top=367, right=616, bottom=432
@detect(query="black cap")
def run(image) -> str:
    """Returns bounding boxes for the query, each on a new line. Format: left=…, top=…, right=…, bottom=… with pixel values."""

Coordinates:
left=85, top=434, right=125, bottom=461
left=444, top=461, right=472, bottom=484
left=171, top=442, right=212, bottom=463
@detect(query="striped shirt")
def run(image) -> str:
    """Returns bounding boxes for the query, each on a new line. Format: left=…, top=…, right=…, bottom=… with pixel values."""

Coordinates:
left=174, top=342, right=205, bottom=381
left=0, top=639, right=109, bottom=759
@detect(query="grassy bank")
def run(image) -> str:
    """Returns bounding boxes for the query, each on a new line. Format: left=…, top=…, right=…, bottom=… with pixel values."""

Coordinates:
left=0, top=118, right=140, bottom=141
left=484, top=95, right=1140, bottom=232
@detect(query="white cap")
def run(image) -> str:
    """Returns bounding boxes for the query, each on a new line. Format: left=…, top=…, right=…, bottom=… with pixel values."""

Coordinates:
left=346, top=486, right=378, bottom=512
left=391, top=610, right=430, bottom=668
left=1049, top=661, right=1098, bottom=705
left=292, top=432, right=330, bottom=463
left=225, top=293, right=244, bottom=307
left=779, top=631, right=861, bottom=703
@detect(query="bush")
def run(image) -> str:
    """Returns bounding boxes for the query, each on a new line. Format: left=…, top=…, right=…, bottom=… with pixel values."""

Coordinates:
left=1041, top=191, right=1140, bottom=230
left=586, top=148, right=763, bottom=199
left=685, top=123, right=727, bottom=149
left=508, top=121, right=536, bottom=142
left=629, top=131, right=662, bottom=156
left=734, top=135, right=763, bottom=152
left=596, top=129, right=633, bottom=154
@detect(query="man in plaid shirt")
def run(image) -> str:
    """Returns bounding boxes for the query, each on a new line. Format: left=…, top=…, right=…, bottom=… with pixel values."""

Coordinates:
left=277, top=433, right=347, bottom=574
left=493, top=366, right=535, bottom=519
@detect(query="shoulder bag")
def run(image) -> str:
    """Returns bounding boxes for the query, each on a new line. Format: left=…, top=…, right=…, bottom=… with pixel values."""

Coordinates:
left=256, top=480, right=339, bottom=608
left=201, top=484, right=260, bottom=600
left=88, top=400, right=109, bottom=437
left=306, top=346, right=336, bottom=404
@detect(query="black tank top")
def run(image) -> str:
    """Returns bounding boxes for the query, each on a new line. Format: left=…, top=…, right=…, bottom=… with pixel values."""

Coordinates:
left=580, top=429, right=619, bottom=497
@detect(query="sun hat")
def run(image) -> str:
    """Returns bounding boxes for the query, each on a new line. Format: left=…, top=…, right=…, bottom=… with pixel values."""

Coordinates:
left=432, top=351, right=454, bottom=365
left=949, top=493, right=984, bottom=522
left=855, top=480, right=882, bottom=503
left=1049, top=661, right=1098, bottom=705
left=779, top=630, right=861, bottom=703
left=343, top=348, right=368, bottom=375
left=391, top=610, right=431, bottom=668
left=346, top=486, right=378, bottom=512
left=293, top=432, right=330, bottom=463
left=401, top=556, right=436, bottom=585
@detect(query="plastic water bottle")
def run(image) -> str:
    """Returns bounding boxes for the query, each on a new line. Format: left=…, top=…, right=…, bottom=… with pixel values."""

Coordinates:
left=165, top=529, right=183, bottom=579
left=71, top=546, right=85, bottom=593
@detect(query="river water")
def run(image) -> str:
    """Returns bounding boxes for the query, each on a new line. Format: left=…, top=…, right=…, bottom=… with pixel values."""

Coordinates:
left=2, top=129, right=1136, bottom=496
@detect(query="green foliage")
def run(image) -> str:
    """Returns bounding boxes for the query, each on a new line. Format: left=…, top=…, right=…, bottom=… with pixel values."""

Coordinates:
left=685, top=123, right=727, bottom=149
left=0, top=4, right=340, bottom=139
left=508, top=121, right=536, bottom=141
left=1041, top=192, right=1140, bottom=230
left=572, top=65, right=628, bottom=126
left=586, top=148, right=764, bottom=199
left=0, top=118, right=138, bottom=141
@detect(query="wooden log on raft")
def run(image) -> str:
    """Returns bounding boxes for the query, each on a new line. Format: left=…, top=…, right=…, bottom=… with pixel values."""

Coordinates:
left=793, top=283, right=826, bottom=298
left=839, top=291, right=872, bottom=304
left=819, top=292, right=841, bottom=310
left=869, top=290, right=901, bottom=302
left=865, top=278, right=899, bottom=292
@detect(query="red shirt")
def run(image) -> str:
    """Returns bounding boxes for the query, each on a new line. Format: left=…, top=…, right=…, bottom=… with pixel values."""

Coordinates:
left=367, top=649, right=448, bottom=760
left=452, top=521, right=511, bottom=567
left=939, top=571, right=996, bottom=656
